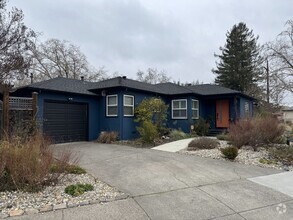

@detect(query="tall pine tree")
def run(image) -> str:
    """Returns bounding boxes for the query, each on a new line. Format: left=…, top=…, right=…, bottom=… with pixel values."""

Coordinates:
left=213, top=22, right=262, bottom=95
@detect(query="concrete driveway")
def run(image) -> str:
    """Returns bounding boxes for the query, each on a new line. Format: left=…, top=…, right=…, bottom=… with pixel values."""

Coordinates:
left=14, top=142, right=293, bottom=220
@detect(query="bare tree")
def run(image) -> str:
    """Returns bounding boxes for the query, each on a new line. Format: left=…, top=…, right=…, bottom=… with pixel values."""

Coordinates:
left=136, top=68, right=171, bottom=84
left=264, top=20, right=293, bottom=93
left=30, top=39, right=107, bottom=82
left=0, top=0, right=36, bottom=83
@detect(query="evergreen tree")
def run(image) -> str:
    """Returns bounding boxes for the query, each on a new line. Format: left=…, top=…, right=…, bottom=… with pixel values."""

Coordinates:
left=213, top=22, right=262, bottom=95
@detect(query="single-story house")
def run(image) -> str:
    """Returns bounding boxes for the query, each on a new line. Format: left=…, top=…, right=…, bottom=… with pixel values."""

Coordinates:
left=12, top=76, right=254, bottom=143
left=282, top=107, right=293, bottom=124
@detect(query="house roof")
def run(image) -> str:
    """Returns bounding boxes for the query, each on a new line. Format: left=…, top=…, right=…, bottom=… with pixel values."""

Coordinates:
left=20, top=77, right=97, bottom=96
left=16, top=76, right=253, bottom=99
left=185, top=84, right=242, bottom=96
left=88, top=77, right=162, bottom=94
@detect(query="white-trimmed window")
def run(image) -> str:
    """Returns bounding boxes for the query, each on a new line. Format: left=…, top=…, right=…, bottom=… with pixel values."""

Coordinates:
left=124, top=95, right=134, bottom=116
left=192, top=99, right=199, bottom=119
left=172, top=99, right=187, bottom=119
left=106, top=95, right=118, bottom=116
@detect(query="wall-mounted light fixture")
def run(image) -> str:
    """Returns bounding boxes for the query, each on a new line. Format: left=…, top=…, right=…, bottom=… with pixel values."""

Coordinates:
left=68, top=98, right=73, bottom=101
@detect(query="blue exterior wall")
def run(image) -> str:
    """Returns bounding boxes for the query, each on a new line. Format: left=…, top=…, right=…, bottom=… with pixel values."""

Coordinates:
left=239, top=96, right=254, bottom=118
left=34, top=91, right=99, bottom=141
left=12, top=87, right=254, bottom=141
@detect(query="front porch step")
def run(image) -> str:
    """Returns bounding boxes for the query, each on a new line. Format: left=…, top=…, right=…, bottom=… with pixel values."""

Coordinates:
left=207, top=129, right=226, bottom=137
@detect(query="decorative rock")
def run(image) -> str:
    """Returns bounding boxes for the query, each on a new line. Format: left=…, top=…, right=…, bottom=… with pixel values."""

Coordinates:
left=9, top=209, right=24, bottom=217
left=89, top=199, right=100, bottom=205
left=39, top=205, right=53, bottom=212
left=79, top=201, right=89, bottom=206
left=67, top=202, right=78, bottom=208
left=0, top=213, right=9, bottom=219
left=25, top=208, right=39, bottom=215
left=53, top=203, right=67, bottom=210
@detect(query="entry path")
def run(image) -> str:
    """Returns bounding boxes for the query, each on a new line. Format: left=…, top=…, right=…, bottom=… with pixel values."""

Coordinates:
left=13, top=142, right=293, bottom=220
left=152, top=137, right=195, bottom=152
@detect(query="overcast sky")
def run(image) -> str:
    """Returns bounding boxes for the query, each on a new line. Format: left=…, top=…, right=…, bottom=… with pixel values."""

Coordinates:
left=8, top=0, right=293, bottom=85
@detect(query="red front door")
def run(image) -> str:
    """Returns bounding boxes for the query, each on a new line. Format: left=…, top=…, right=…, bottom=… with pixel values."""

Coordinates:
left=216, top=100, right=230, bottom=128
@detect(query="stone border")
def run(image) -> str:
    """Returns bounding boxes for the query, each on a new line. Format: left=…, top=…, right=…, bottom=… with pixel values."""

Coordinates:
left=1, top=194, right=129, bottom=218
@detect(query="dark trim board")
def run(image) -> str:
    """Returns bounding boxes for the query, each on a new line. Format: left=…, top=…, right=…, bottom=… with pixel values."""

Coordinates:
left=43, top=100, right=89, bottom=143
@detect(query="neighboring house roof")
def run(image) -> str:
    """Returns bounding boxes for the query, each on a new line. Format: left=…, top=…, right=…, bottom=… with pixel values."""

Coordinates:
left=282, top=107, right=293, bottom=111
left=18, top=77, right=97, bottom=96
left=16, top=76, right=253, bottom=99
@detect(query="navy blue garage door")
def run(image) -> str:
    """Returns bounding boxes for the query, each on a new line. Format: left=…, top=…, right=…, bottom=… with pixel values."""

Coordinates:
left=43, top=101, right=88, bottom=143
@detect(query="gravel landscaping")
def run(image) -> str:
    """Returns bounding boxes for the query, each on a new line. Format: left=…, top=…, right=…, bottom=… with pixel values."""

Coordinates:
left=179, top=139, right=293, bottom=171
left=0, top=174, right=126, bottom=218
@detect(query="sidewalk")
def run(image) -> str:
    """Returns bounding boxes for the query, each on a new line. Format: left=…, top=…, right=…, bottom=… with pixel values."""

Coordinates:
left=152, top=138, right=195, bottom=152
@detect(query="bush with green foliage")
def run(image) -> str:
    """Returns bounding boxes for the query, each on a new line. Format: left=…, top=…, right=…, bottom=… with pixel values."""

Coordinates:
left=187, top=138, right=218, bottom=151
left=137, top=121, right=159, bottom=144
left=221, top=146, right=238, bottom=160
left=216, top=133, right=230, bottom=141
left=97, top=131, right=119, bottom=143
left=65, top=183, right=94, bottom=197
left=135, top=97, right=168, bottom=135
left=228, top=116, right=285, bottom=150
left=193, top=118, right=210, bottom=136
left=169, top=129, right=187, bottom=140
left=269, top=146, right=293, bottom=166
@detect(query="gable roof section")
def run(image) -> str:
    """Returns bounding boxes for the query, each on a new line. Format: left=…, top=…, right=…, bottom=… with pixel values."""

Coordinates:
left=21, top=77, right=97, bottom=96
left=154, top=82, right=193, bottom=95
left=88, top=77, right=163, bottom=94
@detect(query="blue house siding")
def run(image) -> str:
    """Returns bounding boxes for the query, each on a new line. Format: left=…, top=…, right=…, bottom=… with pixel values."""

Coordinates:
left=35, top=91, right=99, bottom=141
left=239, top=96, right=253, bottom=118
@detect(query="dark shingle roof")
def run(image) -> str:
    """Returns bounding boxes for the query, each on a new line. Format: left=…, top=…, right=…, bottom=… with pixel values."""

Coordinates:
left=22, top=77, right=96, bottom=96
left=154, top=83, right=193, bottom=95
left=89, top=77, right=163, bottom=94
left=186, top=84, right=241, bottom=96
left=16, top=76, right=252, bottom=99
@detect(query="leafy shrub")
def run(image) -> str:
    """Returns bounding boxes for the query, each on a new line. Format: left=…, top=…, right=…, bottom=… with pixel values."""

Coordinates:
left=259, top=158, right=278, bottom=165
left=187, top=138, right=218, bottom=151
left=193, top=118, right=209, bottom=136
left=98, top=131, right=119, bottom=143
left=169, top=129, right=187, bottom=140
left=269, top=146, right=293, bottom=166
left=137, top=121, right=159, bottom=144
left=135, top=97, right=169, bottom=136
left=0, top=133, right=78, bottom=192
left=65, top=183, right=94, bottom=197
left=228, top=116, right=285, bottom=150
left=221, top=146, right=238, bottom=160
left=216, top=133, right=230, bottom=141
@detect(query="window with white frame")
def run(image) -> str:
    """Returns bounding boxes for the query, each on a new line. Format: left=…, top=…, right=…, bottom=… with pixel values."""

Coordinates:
left=124, top=95, right=134, bottom=116
left=106, top=95, right=118, bottom=116
left=172, top=99, right=187, bottom=119
left=192, top=99, right=199, bottom=119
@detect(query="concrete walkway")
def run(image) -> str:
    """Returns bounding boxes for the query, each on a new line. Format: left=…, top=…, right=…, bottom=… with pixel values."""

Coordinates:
left=152, top=137, right=195, bottom=152
left=249, top=172, right=293, bottom=198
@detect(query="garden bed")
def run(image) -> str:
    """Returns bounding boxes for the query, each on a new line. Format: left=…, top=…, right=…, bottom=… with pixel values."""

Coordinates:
left=0, top=174, right=125, bottom=218
left=179, top=140, right=293, bottom=171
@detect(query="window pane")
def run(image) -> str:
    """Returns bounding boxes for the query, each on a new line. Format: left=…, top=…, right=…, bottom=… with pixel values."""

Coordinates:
left=173, top=101, right=179, bottom=108
left=124, top=96, right=133, bottom=105
left=108, top=96, right=117, bottom=105
left=192, top=100, right=198, bottom=109
left=173, top=110, right=180, bottom=118
left=192, top=110, right=199, bottom=118
left=108, top=106, right=117, bottom=115
left=179, top=110, right=187, bottom=117
left=180, top=100, right=186, bottom=108
left=124, top=106, right=133, bottom=116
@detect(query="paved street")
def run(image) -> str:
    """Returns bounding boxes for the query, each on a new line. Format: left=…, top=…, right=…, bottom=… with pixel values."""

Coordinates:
left=12, top=142, right=293, bottom=220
